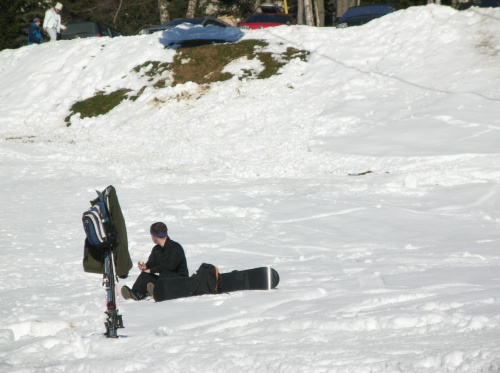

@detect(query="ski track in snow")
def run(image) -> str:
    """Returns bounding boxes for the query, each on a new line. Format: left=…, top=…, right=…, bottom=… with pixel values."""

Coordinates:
left=1, top=5, right=500, bottom=372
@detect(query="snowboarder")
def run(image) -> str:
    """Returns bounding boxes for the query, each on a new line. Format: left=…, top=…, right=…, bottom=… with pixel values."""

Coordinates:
left=121, top=222, right=189, bottom=300
left=28, top=18, right=43, bottom=45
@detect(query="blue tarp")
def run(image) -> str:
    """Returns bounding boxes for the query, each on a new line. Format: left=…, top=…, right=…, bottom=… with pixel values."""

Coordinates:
left=342, top=4, right=394, bottom=19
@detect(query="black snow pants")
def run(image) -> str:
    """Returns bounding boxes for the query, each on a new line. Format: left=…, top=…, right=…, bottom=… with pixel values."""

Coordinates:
left=132, top=271, right=184, bottom=296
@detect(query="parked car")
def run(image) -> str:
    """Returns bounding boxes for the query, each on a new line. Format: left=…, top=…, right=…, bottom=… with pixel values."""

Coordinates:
left=335, top=4, right=394, bottom=28
left=237, top=13, right=295, bottom=29
left=60, top=22, right=122, bottom=40
left=456, top=0, right=499, bottom=9
left=259, top=2, right=284, bottom=13
left=139, top=17, right=231, bottom=35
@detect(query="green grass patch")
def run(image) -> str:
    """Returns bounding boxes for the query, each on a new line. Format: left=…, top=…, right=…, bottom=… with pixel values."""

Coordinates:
left=65, top=89, right=131, bottom=126
left=133, top=61, right=170, bottom=78
left=170, top=40, right=309, bottom=85
left=66, top=41, right=309, bottom=126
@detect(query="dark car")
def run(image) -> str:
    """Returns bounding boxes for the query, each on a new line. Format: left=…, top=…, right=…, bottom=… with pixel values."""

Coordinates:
left=237, top=13, right=295, bottom=29
left=139, top=17, right=231, bottom=35
left=60, top=22, right=122, bottom=40
left=335, top=4, right=394, bottom=28
left=456, top=0, right=499, bottom=9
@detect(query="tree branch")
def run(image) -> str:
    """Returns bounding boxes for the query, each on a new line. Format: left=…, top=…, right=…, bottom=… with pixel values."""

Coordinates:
left=113, top=0, right=124, bottom=28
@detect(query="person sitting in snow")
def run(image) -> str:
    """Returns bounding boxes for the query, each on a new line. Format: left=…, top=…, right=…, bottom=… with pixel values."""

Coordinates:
left=121, top=222, right=189, bottom=300
left=28, top=18, right=43, bottom=45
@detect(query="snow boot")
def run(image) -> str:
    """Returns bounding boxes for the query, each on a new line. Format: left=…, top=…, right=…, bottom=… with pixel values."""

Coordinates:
left=147, top=283, right=155, bottom=299
left=121, top=285, right=144, bottom=301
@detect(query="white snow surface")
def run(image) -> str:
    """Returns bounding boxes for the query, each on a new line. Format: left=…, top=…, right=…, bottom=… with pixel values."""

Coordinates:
left=1, top=4, right=500, bottom=372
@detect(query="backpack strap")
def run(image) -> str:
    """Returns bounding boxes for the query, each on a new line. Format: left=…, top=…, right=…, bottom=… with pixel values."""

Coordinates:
left=214, top=266, right=220, bottom=292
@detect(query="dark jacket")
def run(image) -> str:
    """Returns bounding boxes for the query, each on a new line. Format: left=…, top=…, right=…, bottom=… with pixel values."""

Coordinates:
left=28, top=23, right=43, bottom=45
left=83, top=185, right=133, bottom=278
left=146, top=238, right=189, bottom=277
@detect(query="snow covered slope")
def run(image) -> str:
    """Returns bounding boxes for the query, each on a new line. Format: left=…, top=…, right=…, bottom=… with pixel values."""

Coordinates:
left=1, top=5, right=500, bottom=372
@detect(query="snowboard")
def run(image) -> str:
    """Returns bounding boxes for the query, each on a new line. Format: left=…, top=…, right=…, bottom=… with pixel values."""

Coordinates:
left=153, top=267, right=279, bottom=302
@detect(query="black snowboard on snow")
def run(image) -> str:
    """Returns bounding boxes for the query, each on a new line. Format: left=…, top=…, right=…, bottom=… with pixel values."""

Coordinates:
left=153, top=267, right=279, bottom=302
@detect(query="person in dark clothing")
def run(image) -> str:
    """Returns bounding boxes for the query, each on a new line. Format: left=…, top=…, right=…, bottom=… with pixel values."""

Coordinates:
left=28, top=18, right=43, bottom=45
left=121, top=222, right=189, bottom=301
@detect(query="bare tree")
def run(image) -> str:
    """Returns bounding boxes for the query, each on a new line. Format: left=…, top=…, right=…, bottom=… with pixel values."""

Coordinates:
left=313, top=0, right=320, bottom=25
left=304, top=0, right=315, bottom=26
left=113, top=0, right=124, bottom=28
left=297, top=0, right=304, bottom=24
left=314, top=0, right=325, bottom=26
left=158, top=0, right=170, bottom=23
left=254, top=0, right=261, bottom=12
left=186, top=0, right=197, bottom=18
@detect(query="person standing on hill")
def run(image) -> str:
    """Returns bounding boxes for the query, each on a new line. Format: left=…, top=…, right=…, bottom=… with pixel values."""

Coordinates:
left=121, top=222, right=189, bottom=301
left=28, top=18, right=43, bottom=45
left=43, top=2, right=67, bottom=42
